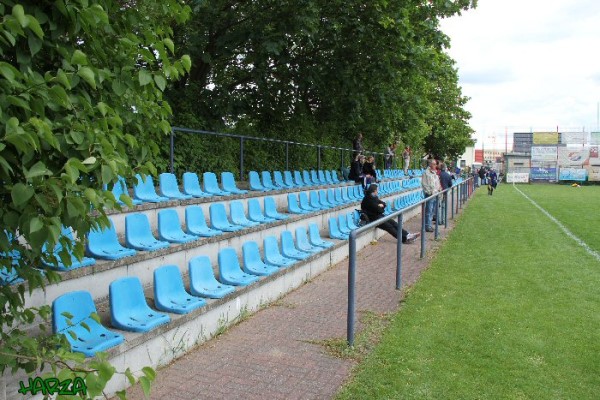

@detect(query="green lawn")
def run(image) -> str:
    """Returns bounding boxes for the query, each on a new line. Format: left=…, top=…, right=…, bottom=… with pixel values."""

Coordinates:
left=336, top=184, right=600, bottom=400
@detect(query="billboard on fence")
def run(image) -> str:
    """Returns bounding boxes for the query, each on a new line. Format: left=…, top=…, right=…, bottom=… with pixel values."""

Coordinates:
left=589, top=146, right=600, bottom=166
left=591, top=132, right=600, bottom=145
left=559, top=168, right=587, bottom=181
left=558, top=147, right=589, bottom=167
left=560, top=132, right=585, bottom=144
left=507, top=172, right=529, bottom=183
left=531, top=146, right=558, bottom=161
left=533, top=132, right=559, bottom=145
left=587, top=166, right=600, bottom=182
left=530, top=167, right=557, bottom=181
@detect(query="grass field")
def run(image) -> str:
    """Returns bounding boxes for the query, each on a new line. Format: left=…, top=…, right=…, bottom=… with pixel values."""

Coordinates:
left=336, top=183, right=600, bottom=399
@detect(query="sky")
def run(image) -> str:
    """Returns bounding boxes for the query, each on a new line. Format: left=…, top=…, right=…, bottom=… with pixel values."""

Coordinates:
left=440, top=0, right=600, bottom=150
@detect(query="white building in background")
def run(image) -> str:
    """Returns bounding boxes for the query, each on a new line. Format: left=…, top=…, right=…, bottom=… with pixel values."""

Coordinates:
left=457, top=146, right=475, bottom=168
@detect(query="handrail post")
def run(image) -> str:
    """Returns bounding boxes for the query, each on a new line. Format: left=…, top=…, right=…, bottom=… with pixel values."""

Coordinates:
left=340, top=149, right=344, bottom=174
left=420, top=202, right=426, bottom=259
left=170, top=127, right=175, bottom=174
left=285, top=142, right=289, bottom=171
left=451, top=186, right=455, bottom=220
left=396, top=213, right=403, bottom=290
left=434, top=195, right=440, bottom=240
left=444, top=191, right=448, bottom=229
left=347, top=233, right=357, bottom=347
left=240, top=137, right=245, bottom=181
left=317, top=145, right=322, bottom=171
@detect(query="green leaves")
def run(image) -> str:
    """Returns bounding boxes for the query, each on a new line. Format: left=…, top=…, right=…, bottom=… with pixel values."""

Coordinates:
left=11, top=183, right=34, bottom=206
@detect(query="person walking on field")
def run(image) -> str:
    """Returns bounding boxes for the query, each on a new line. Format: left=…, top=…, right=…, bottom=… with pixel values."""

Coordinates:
left=402, top=146, right=411, bottom=174
left=488, top=169, right=498, bottom=195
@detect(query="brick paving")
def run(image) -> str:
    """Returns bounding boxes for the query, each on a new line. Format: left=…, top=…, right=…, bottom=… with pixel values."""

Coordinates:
left=125, top=215, right=459, bottom=400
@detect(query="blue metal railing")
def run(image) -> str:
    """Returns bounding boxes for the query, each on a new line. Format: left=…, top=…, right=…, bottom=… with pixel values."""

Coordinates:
left=170, top=127, right=417, bottom=179
left=346, top=177, right=475, bottom=346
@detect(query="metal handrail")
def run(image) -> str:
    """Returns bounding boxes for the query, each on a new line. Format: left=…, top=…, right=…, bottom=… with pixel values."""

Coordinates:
left=346, top=177, right=474, bottom=346
left=170, top=127, right=407, bottom=179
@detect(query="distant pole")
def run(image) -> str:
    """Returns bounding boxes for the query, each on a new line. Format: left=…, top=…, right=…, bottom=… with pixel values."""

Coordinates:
left=505, top=126, right=508, bottom=154
left=597, top=102, right=599, bottom=130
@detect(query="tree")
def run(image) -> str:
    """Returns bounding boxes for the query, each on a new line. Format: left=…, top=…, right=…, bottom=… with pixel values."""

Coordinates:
left=0, top=1, right=190, bottom=397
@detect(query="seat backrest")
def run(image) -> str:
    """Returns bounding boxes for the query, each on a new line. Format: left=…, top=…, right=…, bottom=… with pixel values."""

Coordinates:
left=261, top=171, right=274, bottom=187
left=110, top=176, right=127, bottom=202
left=52, top=291, right=97, bottom=333
left=189, top=255, right=218, bottom=285
left=203, top=172, right=221, bottom=193
left=287, top=193, right=302, bottom=212
left=308, top=223, right=323, bottom=242
left=248, top=171, right=263, bottom=189
left=88, top=219, right=119, bottom=249
left=280, top=230, right=296, bottom=252
left=218, top=247, right=241, bottom=272
left=125, top=213, right=153, bottom=241
left=283, top=171, right=295, bottom=186
left=186, top=205, right=208, bottom=230
left=264, top=197, right=278, bottom=214
left=110, top=276, right=148, bottom=315
left=295, top=227, right=310, bottom=248
left=242, top=241, right=262, bottom=266
left=324, top=170, right=333, bottom=184
left=319, top=190, right=329, bottom=205
left=293, top=171, right=305, bottom=186
left=159, top=173, right=181, bottom=196
left=332, top=170, right=340, bottom=183
left=298, top=192, right=311, bottom=208
left=273, top=171, right=285, bottom=186
left=221, top=172, right=239, bottom=191
left=134, top=174, right=157, bottom=198
left=158, top=209, right=183, bottom=234
left=182, top=172, right=202, bottom=193
left=310, top=170, right=319, bottom=184
left=302, top=170, right=312, bottom=185
left=328, top=217, right=341, bottom=235
left=154, top=265, right=186, bottom=298
left=210, top=203, right=230, bottom=226
left=309, top=191, right=321, bottom=207
left=248, top=198, right=263, bottom=219
left=263, top=236, right=282, bottom=258
left=230, top=201, right=249, bottom=222
left=318, top=170, right=326, bottom=184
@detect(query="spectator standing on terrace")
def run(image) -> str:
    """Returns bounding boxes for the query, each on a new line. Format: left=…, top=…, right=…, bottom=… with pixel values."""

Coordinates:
left=352, top=132, right=364, bottom=158
left=438, top=162, right=453, bottom=225
left=362, top=155, right=377, bottom=187
left=422, top=159, right=442, bottom=232
left=385, top=143, right=396, bottom=170
left=348, top=154, right=365, bottom=184
left=402, top=146, right=411, bottom=174
left=361, top=184, right=420, bottom=243
left=478, top=166, right=487, bottom=185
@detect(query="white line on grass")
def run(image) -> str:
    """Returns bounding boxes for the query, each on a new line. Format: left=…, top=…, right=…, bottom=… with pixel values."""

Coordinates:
left=513, top=184, right=600, bottom=262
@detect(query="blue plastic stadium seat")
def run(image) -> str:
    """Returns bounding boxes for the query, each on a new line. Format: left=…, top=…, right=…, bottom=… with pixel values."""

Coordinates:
left=53, top=291, right=124, bottom=357
left=318, top=170, right=328, bottom=185
left=288, top=193, right=309, bottom=214
left=327, top=189, right=340, bottom=207
left=280, top=231, right=311, bottom=260
left=261, top=171, right=279, bottom=190
left=218, top=248, right=260, bottom=286
left=328, top=217, right=349, bottom=240
left=338, top=215, right=352, bottom=235
left=0, top=266, right=23, bottom=286
left=125, top=213, right=170, bottom=251
left=263, top=236, right=297, bottom=267
left=308, top=223, right=335, bottom=248
left=158, top=209, right=198, bottom=243
left=43, top=227, right=96, bottom=270
left=340, top=187, right=351, bottom=203
left=185, top=206, right=223, bottom=237
left=210, top=203, right=245, bottom=232
left=310, top=191, right=325, bottom=210
left=221, top=172, right=248, bottom=194
left=346, top=213, right=360, bottom=230
left=159, top=173, right=193, bottom=200
left=249, top=171, right=270, bottom=191
left=248, top=198, right=277, bottom=223
left=283, top=171, right=297, bottom=188
left=324, top=170, right=335, bottom=185
left=87, top=219, right=137, bottom=260
left=133, top=174, right=169, bottom=203
left=331, top=170, right=341, bottom=184
left=293, top=171, right=307, bottom=186
left=110, top=277, right=170, bottom=332
left=154, top=265, right=206, bottom=314
left=230, top=201, right=260, bottom=228
left=189, top=256, right=235, bottom=299
left=302, top=170, right=314, bottom=186
left=242, top=241, right=279, bottom=276
left=274, top=171, right=292, bottom=189
left=298, top=192, right=318, bottom=212
left=203, top=172, right=231, bottom=196
left=319, top=190, right=334, bottom=208
left=264, top=197, right=289, bottom=220
left=294, top=227, right=323, bottom=254
left=182, top=172, right=212, bottom=198
left=109, top=176, right=142, bottom=206
left=310, top=170, right=321, bottom=185
left=333, top=188, right=345, bottom=205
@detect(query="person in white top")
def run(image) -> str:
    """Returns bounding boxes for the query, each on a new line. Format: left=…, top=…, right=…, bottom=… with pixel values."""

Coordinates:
left=421, top=159, right=441, bottom=232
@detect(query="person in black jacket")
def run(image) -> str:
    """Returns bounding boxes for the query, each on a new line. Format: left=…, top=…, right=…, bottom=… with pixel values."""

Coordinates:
left=361, top=184, right=420, bottom=243
left=348, top=154, right=365, bottom=183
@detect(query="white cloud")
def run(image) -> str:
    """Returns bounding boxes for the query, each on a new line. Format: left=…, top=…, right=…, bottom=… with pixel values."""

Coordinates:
left=441, top=0, right=600, bottom=148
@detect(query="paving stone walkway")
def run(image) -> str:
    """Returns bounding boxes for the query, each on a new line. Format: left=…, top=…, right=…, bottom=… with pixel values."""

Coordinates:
left=125, top=215, right=459, bottom=400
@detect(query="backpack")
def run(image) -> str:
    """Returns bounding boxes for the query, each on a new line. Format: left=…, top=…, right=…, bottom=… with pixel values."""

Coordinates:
left=357, top=209, right=370, bottom=227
